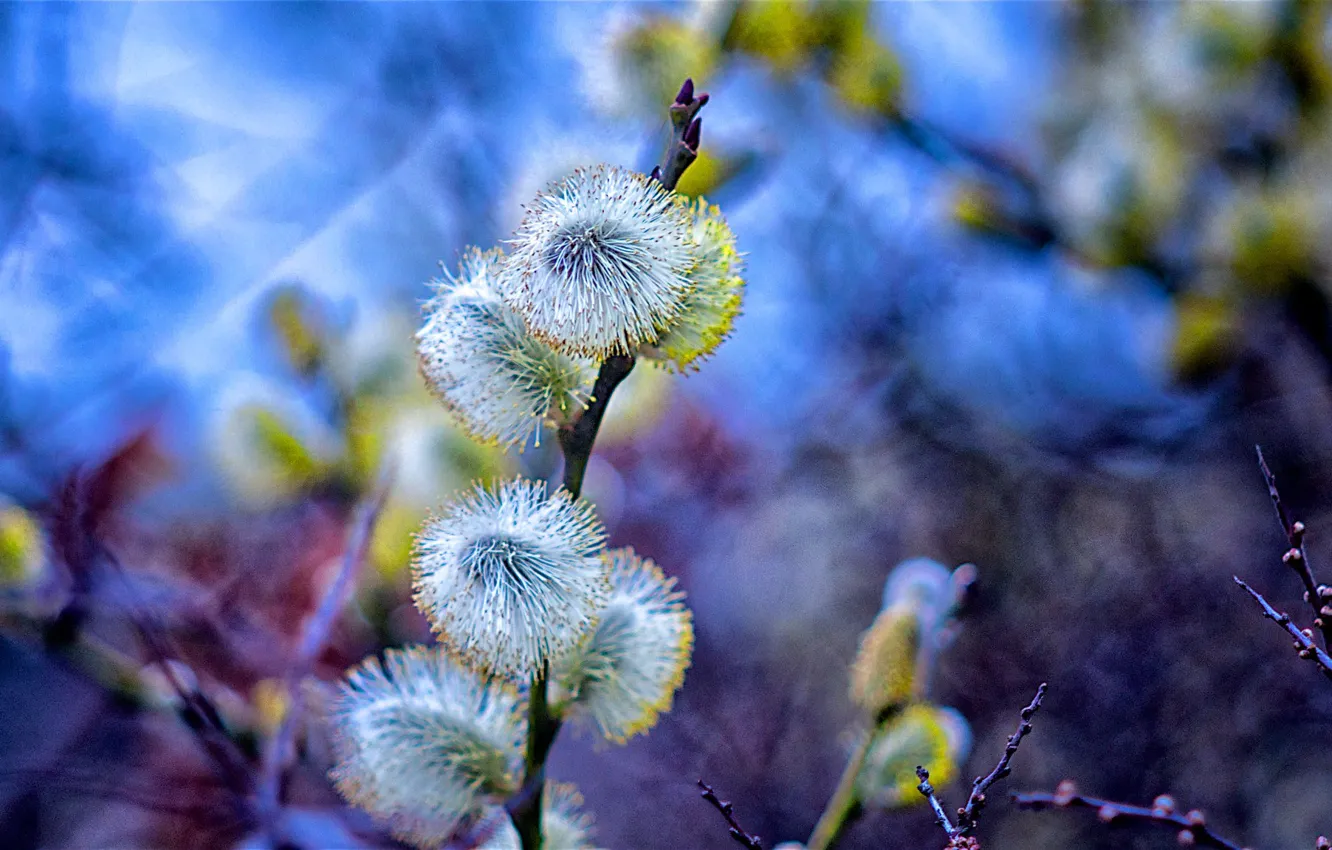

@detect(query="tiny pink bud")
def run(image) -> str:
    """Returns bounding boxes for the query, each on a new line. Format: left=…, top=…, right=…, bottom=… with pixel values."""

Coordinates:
left=1054, top=780, right=1077, bottom=805
left=1152, top=794, right=1176, bottom=815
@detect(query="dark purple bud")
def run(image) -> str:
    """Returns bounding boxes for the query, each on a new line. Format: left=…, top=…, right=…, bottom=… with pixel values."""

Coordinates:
left=696, top=92, right=710, bottom=107
left=675, top=78, right=695, bottom=105
left=683, top=117, right=702, bottom=150
left=649, top=165, right=663, bottom=183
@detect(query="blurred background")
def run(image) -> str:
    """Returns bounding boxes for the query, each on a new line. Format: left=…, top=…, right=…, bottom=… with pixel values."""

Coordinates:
left=3, top=2, right=1332, bottom=848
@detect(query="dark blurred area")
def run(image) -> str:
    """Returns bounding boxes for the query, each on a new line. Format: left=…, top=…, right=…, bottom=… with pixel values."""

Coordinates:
left=3, top=2, right=1332, bottom=848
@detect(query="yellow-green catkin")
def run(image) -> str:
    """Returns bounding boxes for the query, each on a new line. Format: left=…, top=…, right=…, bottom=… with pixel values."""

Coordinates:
left=849, top=604, right=918, bottom=717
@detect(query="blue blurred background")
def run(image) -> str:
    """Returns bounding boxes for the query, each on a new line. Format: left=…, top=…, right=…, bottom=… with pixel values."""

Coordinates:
left=3, top=2, right=1332, bottom=848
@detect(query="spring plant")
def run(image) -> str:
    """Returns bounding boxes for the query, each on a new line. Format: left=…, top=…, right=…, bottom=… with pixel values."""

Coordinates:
left=323, top=79, right=739, bottom=850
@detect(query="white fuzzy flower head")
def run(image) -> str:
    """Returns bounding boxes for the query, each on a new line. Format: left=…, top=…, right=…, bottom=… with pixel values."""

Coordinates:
left=500, top=165, right=695, bottom=359
left=550, top=547, right=694, bottom=743
left=326, top=646, right=525, bottom=849
left=475, top=783, right=596, bottom=849
left=417, top=248, right=594, bottom=449
left=644, top=197, right=745, bottom=372
left=412, top=478, right=610, bottom=678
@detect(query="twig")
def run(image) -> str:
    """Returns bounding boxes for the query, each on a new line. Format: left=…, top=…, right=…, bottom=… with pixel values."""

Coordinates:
left=1012, top=781, right=1249, bottom=850
left=256, top=465, right=393, bottom=831
left=697, top=779, right=763, bottom=849
left=915, top=684, right=1047, bottom=847
left=1233, top=577, right=1332, bottom=683
left=955, top=682, right=1047, bottom=833
left=511, top=77, right=710, bottom=850
left=1255, top=446, right=1332, bottom=651
left=915, top=767, right=956, bottom=836
left=652, top=77, right=709, bottom=193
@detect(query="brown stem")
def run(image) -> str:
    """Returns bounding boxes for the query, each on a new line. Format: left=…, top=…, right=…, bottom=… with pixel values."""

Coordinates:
left=955, top=683, right=1047, bottom=834
left=558, top=355, right=636, bottom=498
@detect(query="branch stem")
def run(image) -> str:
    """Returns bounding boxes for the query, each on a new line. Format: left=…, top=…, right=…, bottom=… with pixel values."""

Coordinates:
left=507, top=664, right=563, bottom=850
left=558, top=355, right=636, bottom=498
left=1012, top=783, right=1246, bottom=850
left=510, top=76, right=708, bottom=850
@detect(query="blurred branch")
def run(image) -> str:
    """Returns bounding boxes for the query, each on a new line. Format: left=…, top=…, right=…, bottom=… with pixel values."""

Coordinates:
left=514, top=77, right=709, bottom=850
left=912, top=564, right=977, bottom=702
left=806, top=729, right=872, bottom=850
left=1234, top=577, right=1332, bottom=683
left=256, top=465, right=393, bottom=833
left=888, top=114, right=1062, bottom=252
left=697, top=779, right=763, bottom=849
left=0, top=767, right=233, bottom=820
left=914, top=684, right=1047, bottom=848
left=90, top=516, right=254, bottom=803
left=1255, top=446, right=1332, bottom=652
left=1012, top=782, right=1246, bottom=850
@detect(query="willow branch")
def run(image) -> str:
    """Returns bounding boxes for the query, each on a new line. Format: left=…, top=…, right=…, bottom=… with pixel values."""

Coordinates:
left=915, top=684, right=1047, bottom=846
left=955, top=683, right=1047, bottom=833
left=697, top=779, right=763, bottom=849
left=915, top=766, right=955, bottom=836
left=1012, top=782, right=1248, bottom=850
left=557, top=355, right=635, bottom=499
left=513, top=77, right=709, bottom=850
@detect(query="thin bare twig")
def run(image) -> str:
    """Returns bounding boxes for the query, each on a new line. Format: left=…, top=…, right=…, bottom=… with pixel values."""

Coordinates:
left=956, top=682, right=1047, bottom=833
left=1234, top=576, right=1332, bottom=683
left=915, top=766, right=956, bottom=836
left=257, top=465, right=393, bottom=829
left=1012, top=781, right=1249, bottom=850
left=1255, top=446, right=1332, bottom=651
left=697, top=779, right=763, bottom=849
left=915, top=684, right=1047, bottom=846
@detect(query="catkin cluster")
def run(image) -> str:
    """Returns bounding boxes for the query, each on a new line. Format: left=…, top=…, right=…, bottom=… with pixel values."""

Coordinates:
left=324, top=159, right=744, bottom=849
